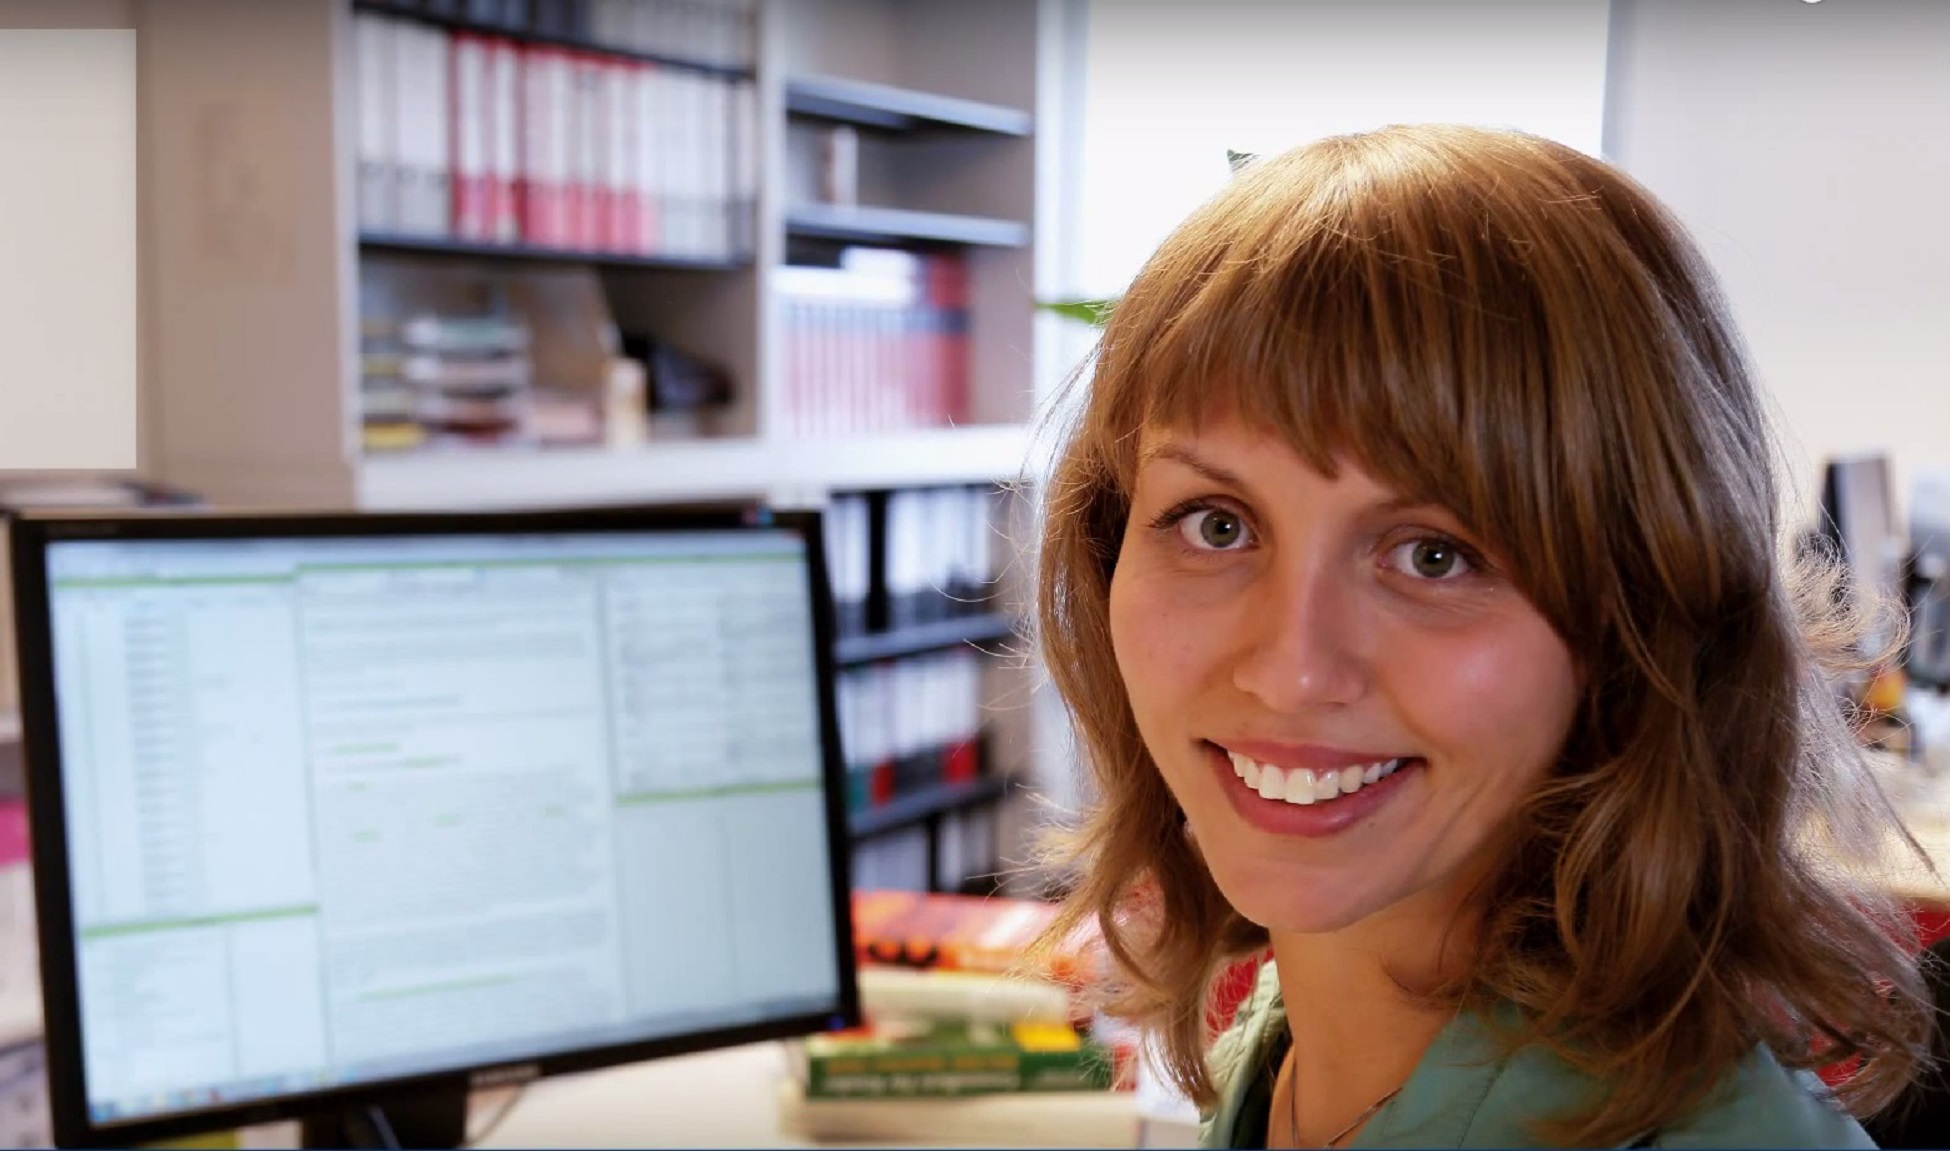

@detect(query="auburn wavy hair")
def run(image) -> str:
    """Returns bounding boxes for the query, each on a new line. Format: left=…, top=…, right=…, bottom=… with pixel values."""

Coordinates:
left=1027, top=124, right=1930, bottom=1145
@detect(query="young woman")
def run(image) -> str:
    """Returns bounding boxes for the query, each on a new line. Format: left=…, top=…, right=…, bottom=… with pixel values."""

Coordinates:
left=1030, top=125, right=1930, bottom=1147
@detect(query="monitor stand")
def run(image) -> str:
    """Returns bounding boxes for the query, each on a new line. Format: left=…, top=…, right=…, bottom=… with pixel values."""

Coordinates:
left=300, top=1089, right=469, bottom=1149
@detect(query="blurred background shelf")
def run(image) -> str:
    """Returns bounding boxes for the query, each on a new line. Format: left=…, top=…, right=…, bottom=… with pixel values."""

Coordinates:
left=834, top=614, right=1018, bottom=667
left=785, top=74, right=1032, bottom=136
left=354, top=425, right=1035, bottom=511
left=784, top=204, right=1031, bottom=249
left=850, top=773, right=1010, bottom=841
left=359, top=233, right=750, bottom=271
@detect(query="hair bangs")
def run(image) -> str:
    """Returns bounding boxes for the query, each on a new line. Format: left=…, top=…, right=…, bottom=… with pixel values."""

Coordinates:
left=1098, top=153, right=1578, bottom=607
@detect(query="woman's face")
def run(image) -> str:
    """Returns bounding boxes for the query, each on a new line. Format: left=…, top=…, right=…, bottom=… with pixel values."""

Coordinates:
left=1108, top=416, right=1581, bottom=935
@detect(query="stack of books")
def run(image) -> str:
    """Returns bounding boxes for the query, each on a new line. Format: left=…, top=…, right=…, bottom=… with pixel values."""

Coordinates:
left=363, top=313, right=536, bottom=451
left=775, top=247, right=970, bottom=438
left=778, top=891, right=1135, bottom=1146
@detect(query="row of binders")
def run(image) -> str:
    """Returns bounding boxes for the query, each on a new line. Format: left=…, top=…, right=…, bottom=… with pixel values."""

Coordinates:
left=824, top=486, right=1005, bottom=639
left=353, top=10, right=757, bottom=261
left=778, top=249, right=971, bottom=439
left=836, top=650, right=985, bottom=817
left=849, top=810, right=997, bottom=895
left=359, top=0, right=757, bottom=70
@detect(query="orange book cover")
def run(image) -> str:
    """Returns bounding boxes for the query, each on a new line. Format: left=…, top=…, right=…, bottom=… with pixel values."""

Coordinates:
left=851, top=891, right=1100, bottom=988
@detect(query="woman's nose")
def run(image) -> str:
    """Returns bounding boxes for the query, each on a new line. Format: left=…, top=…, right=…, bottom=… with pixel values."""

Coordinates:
left=1229, top=560, right=1369, bottom=712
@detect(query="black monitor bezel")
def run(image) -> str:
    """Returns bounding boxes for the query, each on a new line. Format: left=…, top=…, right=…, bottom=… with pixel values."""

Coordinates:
left=7, top=502, right=862, bottom=1149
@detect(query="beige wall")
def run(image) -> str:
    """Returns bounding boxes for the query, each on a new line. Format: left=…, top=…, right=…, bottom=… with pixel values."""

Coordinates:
left=1606, top=0, right=1950, bottom=526
left=0, top=0, right=137, bottom=715
left=0, top=0, right=133, bottom=27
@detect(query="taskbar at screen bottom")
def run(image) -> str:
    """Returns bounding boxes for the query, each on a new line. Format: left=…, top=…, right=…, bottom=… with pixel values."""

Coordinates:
left=86, top=993, right=844, bottom=1127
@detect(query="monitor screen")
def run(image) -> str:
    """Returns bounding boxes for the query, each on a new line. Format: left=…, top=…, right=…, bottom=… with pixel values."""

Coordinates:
left=9, top=509, right=856, bottom=1145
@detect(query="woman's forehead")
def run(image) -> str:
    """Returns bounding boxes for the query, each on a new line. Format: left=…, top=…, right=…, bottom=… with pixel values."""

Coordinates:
left=1133, top=420, right=1409, bottom=505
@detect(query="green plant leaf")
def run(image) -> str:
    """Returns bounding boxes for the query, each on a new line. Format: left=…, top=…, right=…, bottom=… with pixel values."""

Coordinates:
left=1036, top=297, right=1117, bottom=328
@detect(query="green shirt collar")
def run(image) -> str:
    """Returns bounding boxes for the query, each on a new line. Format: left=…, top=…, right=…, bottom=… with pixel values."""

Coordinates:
left=1198, top=960, right=1872, bottom=1149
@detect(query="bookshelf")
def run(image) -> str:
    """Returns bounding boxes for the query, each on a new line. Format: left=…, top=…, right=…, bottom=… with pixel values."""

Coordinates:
left=135, top=0, right=1059, bottom=513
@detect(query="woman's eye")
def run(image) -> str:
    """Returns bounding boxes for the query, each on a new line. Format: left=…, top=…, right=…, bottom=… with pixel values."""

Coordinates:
left=1388, top=537, right=1474, bottom=580
left=1178, top=507, right=1252, bottom=552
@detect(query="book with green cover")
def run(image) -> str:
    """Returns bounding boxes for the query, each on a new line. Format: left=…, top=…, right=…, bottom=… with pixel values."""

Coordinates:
left=800, top=1018, right=1117, bottom=1099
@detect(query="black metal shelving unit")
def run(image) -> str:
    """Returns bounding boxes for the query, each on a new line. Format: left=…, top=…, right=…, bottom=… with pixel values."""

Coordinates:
left=833, top=613, right=1016, bottom=667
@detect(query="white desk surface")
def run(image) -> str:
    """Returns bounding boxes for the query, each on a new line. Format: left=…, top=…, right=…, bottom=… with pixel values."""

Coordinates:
left=472, top=1041, right=812, bottom=1149
left=468, top=1040, right=1145, bottom=1149
left=1865, top=759, right=1950, bottom=905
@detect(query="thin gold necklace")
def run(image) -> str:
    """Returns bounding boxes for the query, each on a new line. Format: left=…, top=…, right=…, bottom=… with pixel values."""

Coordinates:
left=1281, top=1047, right=1404, bottom=1149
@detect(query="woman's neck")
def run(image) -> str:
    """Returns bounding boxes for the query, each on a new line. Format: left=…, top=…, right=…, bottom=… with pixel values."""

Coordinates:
left=1268, top=895, right=1478, bottom=1146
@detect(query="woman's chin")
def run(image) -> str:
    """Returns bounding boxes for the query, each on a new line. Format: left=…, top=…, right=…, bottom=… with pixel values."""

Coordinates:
left=1211, top=867, right=1389, bottom=936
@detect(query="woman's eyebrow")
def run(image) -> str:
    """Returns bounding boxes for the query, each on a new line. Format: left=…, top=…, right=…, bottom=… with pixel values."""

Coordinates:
left=1139, top=442, right=1465, bottom=526
left=1137, top=442, right=1247, bottom=490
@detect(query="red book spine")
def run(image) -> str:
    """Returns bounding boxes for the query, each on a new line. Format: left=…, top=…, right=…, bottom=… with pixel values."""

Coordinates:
left=565, top=53, right=598, bottom=250
left=612, top=62, right=644, bottom=254
left=637, top=64, right=662, bottom=255
left=449, top=32, right=491, bottom=240
left=486, top=38, right=520, bottom=243
left=515, top=46, right=559, bottom=245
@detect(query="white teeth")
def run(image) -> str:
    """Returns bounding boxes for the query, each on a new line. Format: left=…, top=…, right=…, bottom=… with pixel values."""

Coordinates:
left=1227, top=751, right=1411, bottom=806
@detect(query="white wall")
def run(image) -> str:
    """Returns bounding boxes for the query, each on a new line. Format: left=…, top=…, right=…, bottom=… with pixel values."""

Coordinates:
left=0, top=16, right=137, bottom=471
left=1604, top=0, right=1950, bottom=523
left=1074, top=0, right=1611, bottom=299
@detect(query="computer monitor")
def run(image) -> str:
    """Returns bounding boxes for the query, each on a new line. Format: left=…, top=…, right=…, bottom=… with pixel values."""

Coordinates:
left=6, top=504, right=860, bottom=1148
left=1816, top=454, right=1903, bottom=653
left=1908, top=471, right=1950, bottom=690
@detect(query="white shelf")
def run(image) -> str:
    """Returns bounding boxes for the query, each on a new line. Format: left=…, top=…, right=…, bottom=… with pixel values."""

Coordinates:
left=784, top=203, right=1031, bottom=248
left=770, top=425, right=1037, bottom=491
left=784, top=74, right=1034, bottom=136
left=355, top=425, right=1036, bottom=511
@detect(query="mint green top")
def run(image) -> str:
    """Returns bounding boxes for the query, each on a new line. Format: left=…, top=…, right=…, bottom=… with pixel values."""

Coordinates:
left=1199, top=962, right=1874, bottom=1149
